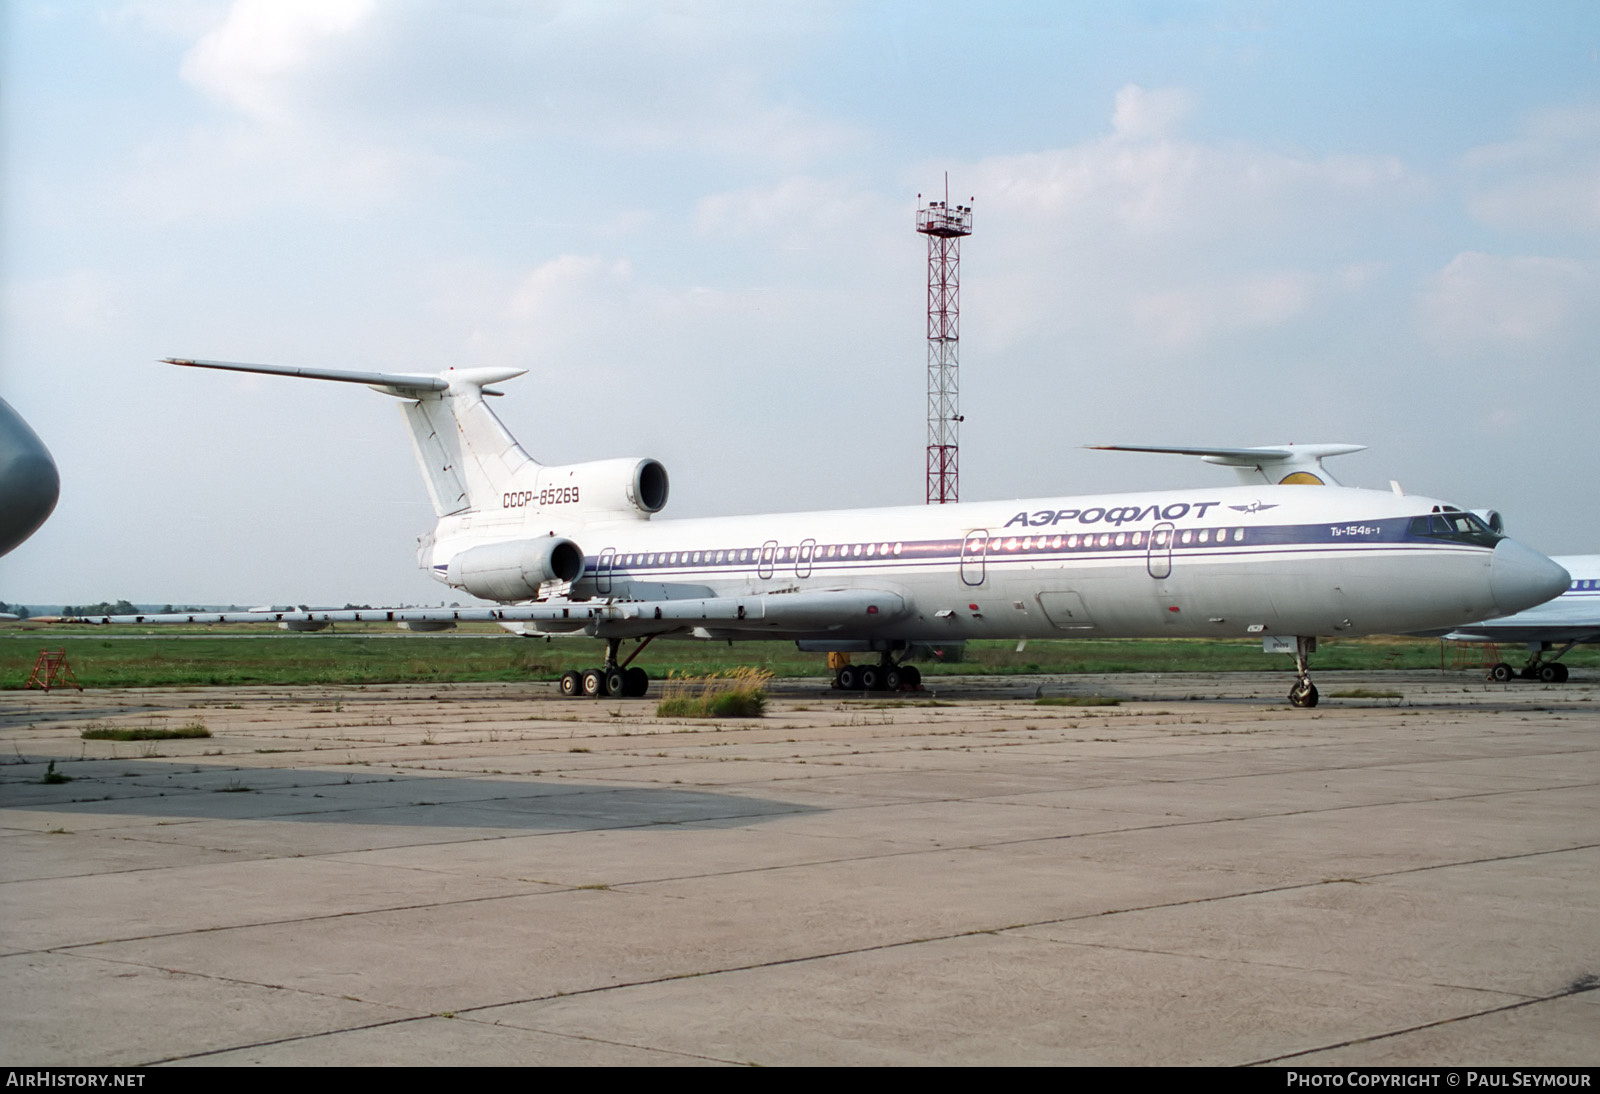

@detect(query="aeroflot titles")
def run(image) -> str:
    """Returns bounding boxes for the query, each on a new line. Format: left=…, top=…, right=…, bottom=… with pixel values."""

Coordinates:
left=1004, top=501, right=1222, bottom=528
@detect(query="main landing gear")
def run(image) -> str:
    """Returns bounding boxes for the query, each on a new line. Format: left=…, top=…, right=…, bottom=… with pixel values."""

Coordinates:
left=1289, top=636, right=1320, bottom=708
left=1488, top=641, right=1575, bottom=685
left=833, top=656, right=922, bottom=693
left=558, top=638, right=652, bottom=698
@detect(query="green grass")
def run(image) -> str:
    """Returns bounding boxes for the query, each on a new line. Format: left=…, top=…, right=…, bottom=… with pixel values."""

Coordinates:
left=656, top=691, right=768, bottom=718
left=80, top=722, right=212, bottom=741
left=5, top=627, right=1593, bottom=690
left=655, top=669, right=770, bottom=718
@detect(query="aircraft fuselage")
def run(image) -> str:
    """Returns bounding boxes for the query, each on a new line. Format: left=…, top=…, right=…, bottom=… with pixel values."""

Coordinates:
left=427, top=483, right=1555, bottom=645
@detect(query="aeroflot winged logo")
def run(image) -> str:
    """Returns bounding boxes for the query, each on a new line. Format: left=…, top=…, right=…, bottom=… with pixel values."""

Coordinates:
left=1004, top=501, right=1223, bottom=528
left=1229, top=501, right=1279, bottom=514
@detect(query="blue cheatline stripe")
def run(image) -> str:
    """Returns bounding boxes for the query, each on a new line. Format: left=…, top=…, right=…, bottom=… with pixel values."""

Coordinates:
left=577, top=516, right=1490, bottom=579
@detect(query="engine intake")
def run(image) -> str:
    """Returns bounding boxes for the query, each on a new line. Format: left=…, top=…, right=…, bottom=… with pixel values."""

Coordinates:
left=533, top=457, right=669, bottom=517
left=447, top=537, right=584, bottom=601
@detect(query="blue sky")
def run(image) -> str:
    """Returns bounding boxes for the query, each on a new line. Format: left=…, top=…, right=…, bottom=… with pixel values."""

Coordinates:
left=3, top=1, right=1597, bottom=605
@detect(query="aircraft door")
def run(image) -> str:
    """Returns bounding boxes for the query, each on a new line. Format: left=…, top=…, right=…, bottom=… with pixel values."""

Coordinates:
left=797, top=538, right=815, bottom=579
left=758, top=539, right=778, bottom=580
left=596, top=548, right=616, bottom=595
left=1147, top=522, right=1174, bottom=579
left=961, top=530, right=989, bottom=587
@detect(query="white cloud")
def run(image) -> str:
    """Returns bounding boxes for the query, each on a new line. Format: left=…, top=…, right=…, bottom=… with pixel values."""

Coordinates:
left=113, top=1, right=854, bottom=229
left=695, top=176, right=884, bottom=246
left=1110, top=84, right=1195, bottom=141
left=1128, top=271, right=1315, bottom=349
left=180, top=0, right=377, bottom=123
left=957, top=89, right=1426, bottom=354
left=170, top=1, right=849, bottom=161
left=973, top=94, right=1421, bottom=240
left=1417, top=251, right=1600, bottom=350
left=1463, top=105, right=1600, bottom=237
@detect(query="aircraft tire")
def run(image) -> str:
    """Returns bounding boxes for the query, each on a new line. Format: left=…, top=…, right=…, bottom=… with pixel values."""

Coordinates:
left=604, top=668, right=627, bottom=697
left=1553, top=663, right=1569, bottom=683
left=900, top=665, right=921, bottom=689
left=885, top=667, right=904, bottom=691
left=1289, top=679, right=1319, bottom=708
left=1538, top=663, right=1565, bottom=684
left=625, top=667, right=649, bottom=697
left=1488, top=662, right=1515, bottom=683
left=581, top=669, right=605, bottom=698
left=836, top=665, right=862, bottom=691
left=860, top=665, right=886, bottom=691
left=558, top=670, right=582, bottom=697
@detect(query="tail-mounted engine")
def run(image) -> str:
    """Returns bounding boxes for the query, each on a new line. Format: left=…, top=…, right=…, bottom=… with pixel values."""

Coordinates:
left=521, top=458, right=668, bottom=518
left=447, top=536, right=584, bottom=601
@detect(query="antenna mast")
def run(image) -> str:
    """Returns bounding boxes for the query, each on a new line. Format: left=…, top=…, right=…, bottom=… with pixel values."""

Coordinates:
left=916, top=178, right=973, bottom=504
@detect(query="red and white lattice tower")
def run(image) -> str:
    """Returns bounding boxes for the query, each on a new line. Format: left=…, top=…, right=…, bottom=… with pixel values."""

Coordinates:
left=916, top=185, right=973, bottom=504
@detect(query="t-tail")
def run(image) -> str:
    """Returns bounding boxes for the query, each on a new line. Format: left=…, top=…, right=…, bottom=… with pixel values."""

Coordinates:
left=166, top=358, right=669, bottom=598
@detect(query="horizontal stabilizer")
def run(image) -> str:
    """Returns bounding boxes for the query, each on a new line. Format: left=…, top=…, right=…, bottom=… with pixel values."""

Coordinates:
left=1088, top=443, right=1366, bottom=486
left=167, top=356, right=538, bottom=517
left=166, top=358, right=449, bottom=393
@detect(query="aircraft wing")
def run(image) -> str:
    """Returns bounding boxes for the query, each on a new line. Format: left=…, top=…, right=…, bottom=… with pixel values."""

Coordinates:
left=1441, top=623, right=1600, bottom=645
left=59, top=588, right=909, bottom=639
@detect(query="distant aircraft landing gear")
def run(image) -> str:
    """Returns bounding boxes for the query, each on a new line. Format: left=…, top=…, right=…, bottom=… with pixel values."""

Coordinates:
left=1289, top=636, right=1319, bottom=708
left=834, top=654, right=921, bottom=692
left=1489, top=640, right=1575, bottom=685
left=560, top=637, right=653, bottom=698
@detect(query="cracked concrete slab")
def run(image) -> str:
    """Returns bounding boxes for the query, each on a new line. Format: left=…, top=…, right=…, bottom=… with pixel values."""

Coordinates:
left=1, top=672, right=1595, bottom=1065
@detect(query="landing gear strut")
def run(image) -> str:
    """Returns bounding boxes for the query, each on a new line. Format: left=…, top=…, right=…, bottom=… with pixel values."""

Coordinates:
left=559, top=637, right=653, bottom=698
left=1289, top=636, right=1319, bottom=708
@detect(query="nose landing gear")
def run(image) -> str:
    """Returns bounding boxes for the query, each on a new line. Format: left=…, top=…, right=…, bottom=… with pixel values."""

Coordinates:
left=1289, top=636, right=1320, bottom=708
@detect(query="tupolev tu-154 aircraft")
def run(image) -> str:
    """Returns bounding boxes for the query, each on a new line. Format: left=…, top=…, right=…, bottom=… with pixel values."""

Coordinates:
left=66, top=358, right=1571, bottom=708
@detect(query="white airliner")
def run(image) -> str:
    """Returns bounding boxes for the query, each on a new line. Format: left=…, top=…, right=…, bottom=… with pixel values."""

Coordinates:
left=1437, top=555, right=1598, bottom=683
left=69, top=359, right=1571, bottom=708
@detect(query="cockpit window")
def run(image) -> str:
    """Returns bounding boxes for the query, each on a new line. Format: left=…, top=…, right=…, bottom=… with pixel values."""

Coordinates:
left=1408, top=512, right=1502, bottom=548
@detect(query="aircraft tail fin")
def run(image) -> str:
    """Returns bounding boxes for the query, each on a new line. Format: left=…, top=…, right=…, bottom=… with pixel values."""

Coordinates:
left=166, top=358, right=540, bottom=516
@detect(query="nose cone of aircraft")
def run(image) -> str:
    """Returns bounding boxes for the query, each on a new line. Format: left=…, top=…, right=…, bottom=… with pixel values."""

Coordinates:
left=0, top=398, right=60, bottom=558
left=1490, top=539, right=1570, bottom=616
